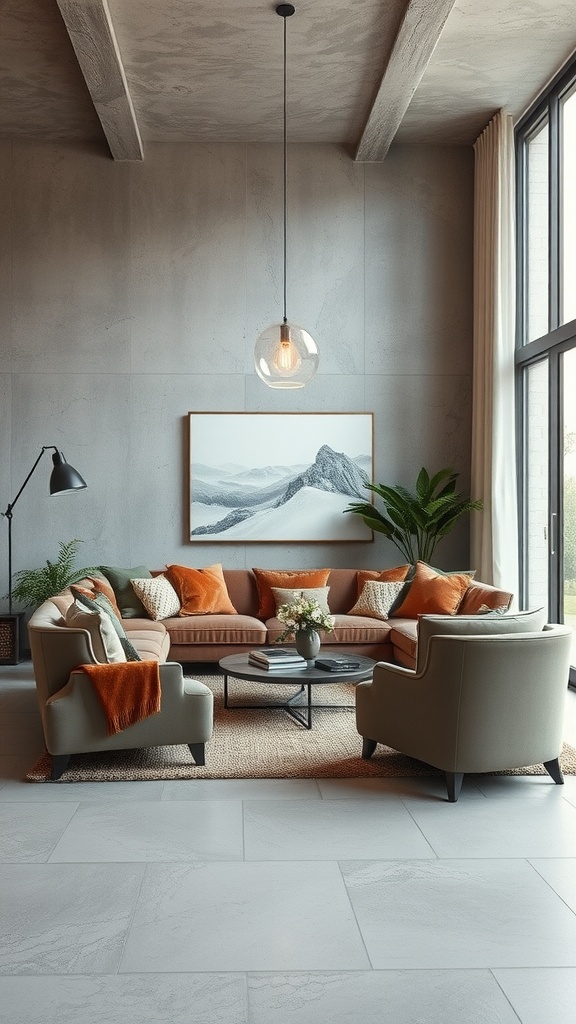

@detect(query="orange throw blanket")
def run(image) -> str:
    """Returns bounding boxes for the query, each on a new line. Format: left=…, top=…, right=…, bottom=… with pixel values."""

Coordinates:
left=80, top=661, right=162, bottom=736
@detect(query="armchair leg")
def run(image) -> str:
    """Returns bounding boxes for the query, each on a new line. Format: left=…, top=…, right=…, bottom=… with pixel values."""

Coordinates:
left=50, top=754, right=71, bottom=781
left=362, top=738, right=377, bottom=760
left=544, top=758, right=564, bottom=785
left=188, top=743, right=205, bottom=766
left=445, top=772, right=464, bottom=802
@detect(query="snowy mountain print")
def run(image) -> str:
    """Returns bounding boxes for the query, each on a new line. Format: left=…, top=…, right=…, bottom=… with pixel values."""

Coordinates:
left=189, top=414, right=373, bottom=543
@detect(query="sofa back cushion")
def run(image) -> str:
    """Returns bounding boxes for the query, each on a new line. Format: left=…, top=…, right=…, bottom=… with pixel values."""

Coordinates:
left=222, top=570, right=261, bottom=616
left=416, top=607, right=547, bottom=673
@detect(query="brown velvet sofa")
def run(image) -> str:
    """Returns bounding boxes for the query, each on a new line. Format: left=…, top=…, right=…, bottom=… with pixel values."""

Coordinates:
left=157, top=568, right=513, bottom=668
left=41, top=568, right=513, bottom=670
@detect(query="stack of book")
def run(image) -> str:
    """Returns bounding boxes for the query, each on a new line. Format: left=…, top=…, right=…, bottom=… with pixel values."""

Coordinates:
left=315, top=657, right=361, bottom=672
left=248, top=648, right=307, bottom=670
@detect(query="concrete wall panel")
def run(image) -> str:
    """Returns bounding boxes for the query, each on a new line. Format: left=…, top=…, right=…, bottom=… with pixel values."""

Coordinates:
left=0, top=140, right=474, bottom=588
left=9, top=143, right=131, bottom=376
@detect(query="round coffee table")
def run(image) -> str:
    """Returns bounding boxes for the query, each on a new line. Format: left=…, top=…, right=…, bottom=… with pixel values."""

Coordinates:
left=219, top=653, right=375, bottom=730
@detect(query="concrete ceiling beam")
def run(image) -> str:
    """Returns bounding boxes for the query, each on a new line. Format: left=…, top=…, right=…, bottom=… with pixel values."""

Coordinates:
left=56, top=0, right=143, bottom=160
left=355, top=0, right=457, bottom=162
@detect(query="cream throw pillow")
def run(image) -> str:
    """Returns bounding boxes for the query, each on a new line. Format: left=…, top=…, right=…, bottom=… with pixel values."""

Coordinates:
left=348, top=580, right=406, bottom=620
left=65, top=599, right=127, bottom=664
left=130, top=575, right=181, bottom=620
left=271, top=586, right=331, bottom=615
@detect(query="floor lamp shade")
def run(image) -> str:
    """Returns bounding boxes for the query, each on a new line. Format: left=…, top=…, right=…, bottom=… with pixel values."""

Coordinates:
left=49, top=451, right=87, bottom=494
left=2, top=446, right=87, bottom=619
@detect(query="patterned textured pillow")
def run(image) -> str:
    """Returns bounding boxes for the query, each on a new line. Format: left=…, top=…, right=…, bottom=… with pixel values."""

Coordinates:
left=65, top=599, right=127, bottom=664
left=348, top=580, right=406, bottom=620
left=271, top=586, right=331, bottom=615
left=70, top=587, right=142, bottom=661
left=130, top=575, right=181, bottom=620
left=355, top=565, right=411, bottom=598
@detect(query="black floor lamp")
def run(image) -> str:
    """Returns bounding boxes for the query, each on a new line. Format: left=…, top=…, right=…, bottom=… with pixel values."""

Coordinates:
left=1, top=446, right=87, bottom=663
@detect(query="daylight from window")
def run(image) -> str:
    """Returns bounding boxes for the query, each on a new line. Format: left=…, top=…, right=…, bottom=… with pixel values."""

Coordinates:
left=562, top=88, right=576, bottom=325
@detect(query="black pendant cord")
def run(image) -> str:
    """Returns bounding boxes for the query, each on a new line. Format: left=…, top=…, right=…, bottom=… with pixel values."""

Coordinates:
left=282, top=9, right=288, bottom=326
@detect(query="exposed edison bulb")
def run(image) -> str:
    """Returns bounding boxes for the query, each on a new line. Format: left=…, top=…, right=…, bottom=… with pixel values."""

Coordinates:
left=272, top=323, right=302, bottom=376
left=254, top=320, right=319, bottom=389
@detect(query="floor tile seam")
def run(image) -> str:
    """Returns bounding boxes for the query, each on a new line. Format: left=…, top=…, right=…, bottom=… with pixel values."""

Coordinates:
left=335, top=860, right=375, bottom=970
left=0, top=966, right=571, bottom=979
left=31, top=800, right=84, bottom=863
left=526, top=858, right=576, bottom=917
left=115, top=861, right=151, bottom=976
left=487, top=970, right=524, bottom=1022
left=394, top=801, right=441, bottom=858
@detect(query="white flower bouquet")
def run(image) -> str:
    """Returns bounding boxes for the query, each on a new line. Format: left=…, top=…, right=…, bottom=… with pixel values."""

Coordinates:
left=275, top=596, right=335, bottom=643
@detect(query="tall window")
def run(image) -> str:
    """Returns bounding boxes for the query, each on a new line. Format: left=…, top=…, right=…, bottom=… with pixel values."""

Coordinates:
left=516, top=55, right=576, bottom=686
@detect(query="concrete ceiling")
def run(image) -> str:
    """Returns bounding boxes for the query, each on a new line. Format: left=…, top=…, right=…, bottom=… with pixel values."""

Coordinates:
left=1, top=0, right=576, bottom=160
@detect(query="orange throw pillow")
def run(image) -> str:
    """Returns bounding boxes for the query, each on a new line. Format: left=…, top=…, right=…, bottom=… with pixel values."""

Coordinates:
left=356, top=565, right=411, bottom=598
left=164, top=563, right=237, bottom=616
left=390, top=561, right=471, bottom=618
left=458, top=582, right=513, bottom=615
left=253, top=568, right=331, bottom=620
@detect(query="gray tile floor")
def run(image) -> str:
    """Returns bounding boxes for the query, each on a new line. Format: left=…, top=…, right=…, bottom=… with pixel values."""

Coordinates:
left=1, top=661, right=576, bottom=1023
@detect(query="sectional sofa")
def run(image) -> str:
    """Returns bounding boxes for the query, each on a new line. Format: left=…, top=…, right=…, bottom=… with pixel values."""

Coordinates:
left=31, top=565, right=514, bottom=670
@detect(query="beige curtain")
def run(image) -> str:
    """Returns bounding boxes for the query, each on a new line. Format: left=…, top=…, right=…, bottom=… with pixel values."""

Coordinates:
left=471, top=110, right=519, bottom=597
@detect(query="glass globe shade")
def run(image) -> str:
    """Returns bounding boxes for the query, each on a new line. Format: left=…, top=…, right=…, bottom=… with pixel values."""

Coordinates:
left=254, top=321, right=319, bottom=389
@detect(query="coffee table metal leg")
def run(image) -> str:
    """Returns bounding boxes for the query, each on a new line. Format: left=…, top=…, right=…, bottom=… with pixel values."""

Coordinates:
left=285, top=682, right=312, bottom=728
left=223, top=673, right=229, bottom=708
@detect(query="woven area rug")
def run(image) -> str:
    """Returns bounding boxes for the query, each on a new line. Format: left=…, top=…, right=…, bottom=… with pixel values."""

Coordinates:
left=27, top=674, right=576, bottom=783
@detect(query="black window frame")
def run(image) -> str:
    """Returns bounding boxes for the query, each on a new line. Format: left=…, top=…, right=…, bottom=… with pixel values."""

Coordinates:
left=516, top=53, right=576, bottom=689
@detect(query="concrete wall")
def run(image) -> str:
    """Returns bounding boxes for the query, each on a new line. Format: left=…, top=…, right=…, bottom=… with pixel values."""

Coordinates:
left=0, top=140, right=474, bottom=588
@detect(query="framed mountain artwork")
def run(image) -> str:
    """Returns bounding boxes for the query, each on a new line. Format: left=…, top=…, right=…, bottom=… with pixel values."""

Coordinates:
left=188, top=412, right=374, bottom=543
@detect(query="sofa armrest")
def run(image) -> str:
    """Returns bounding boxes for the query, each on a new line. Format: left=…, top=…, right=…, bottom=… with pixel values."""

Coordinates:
left=43, top=661, right=213, bottom=755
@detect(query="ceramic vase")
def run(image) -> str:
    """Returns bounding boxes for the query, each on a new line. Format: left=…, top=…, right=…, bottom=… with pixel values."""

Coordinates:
left=295, top=629, right=321, bottom=662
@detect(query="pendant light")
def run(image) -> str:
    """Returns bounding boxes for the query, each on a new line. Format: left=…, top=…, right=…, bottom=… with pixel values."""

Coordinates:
left=254, top=3, right=319, bottom=389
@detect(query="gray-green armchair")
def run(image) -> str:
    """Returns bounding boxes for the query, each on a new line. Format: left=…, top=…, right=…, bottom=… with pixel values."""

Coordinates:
left=28, top=598, right=214, bottom=780
left=356, top=611, right=572, bottom=801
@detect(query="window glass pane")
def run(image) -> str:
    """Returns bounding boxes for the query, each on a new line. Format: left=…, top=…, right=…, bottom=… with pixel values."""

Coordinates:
left=561, top=88, right=576, bottom=326
left=563, top=348, right=576, bottom=666
left=525, top=360, right=549, bottom=608
left=526, top=122, right=549, bottom=343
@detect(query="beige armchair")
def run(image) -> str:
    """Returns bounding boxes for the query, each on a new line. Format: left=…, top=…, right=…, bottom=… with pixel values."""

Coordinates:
left=356, top=612, right=572, bottom=801
left=28, top=598, right=214, bottom=780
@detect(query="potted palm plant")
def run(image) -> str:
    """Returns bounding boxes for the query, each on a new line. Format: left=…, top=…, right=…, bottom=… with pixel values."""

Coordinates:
left=345, top=467, right=483, bottom=565
left=9, top=539, right=100, bottom=608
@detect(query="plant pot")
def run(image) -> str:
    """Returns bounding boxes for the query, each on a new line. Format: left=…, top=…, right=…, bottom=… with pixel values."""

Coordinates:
left=295, top=629, right=321, bottom=662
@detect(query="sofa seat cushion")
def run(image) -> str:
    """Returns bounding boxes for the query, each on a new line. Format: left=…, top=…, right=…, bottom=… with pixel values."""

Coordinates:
left=123, top=617, right=169, bottom=635
left=163, top=614, right=267, bottom=646
left=265, top=614, right=392, bottom=644
left=388, top=619, right=418, bottom=662
left=121, top=628, right=170, bottom=662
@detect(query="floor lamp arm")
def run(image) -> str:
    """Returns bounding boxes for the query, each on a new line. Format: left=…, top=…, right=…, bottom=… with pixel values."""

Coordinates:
left=2, top=446, right=55, bottom=614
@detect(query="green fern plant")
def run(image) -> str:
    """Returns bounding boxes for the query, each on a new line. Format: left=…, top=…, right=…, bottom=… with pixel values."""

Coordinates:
left=9, top=539, right=100, bottom=608
left=345, top=467, right=483, bottom=565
